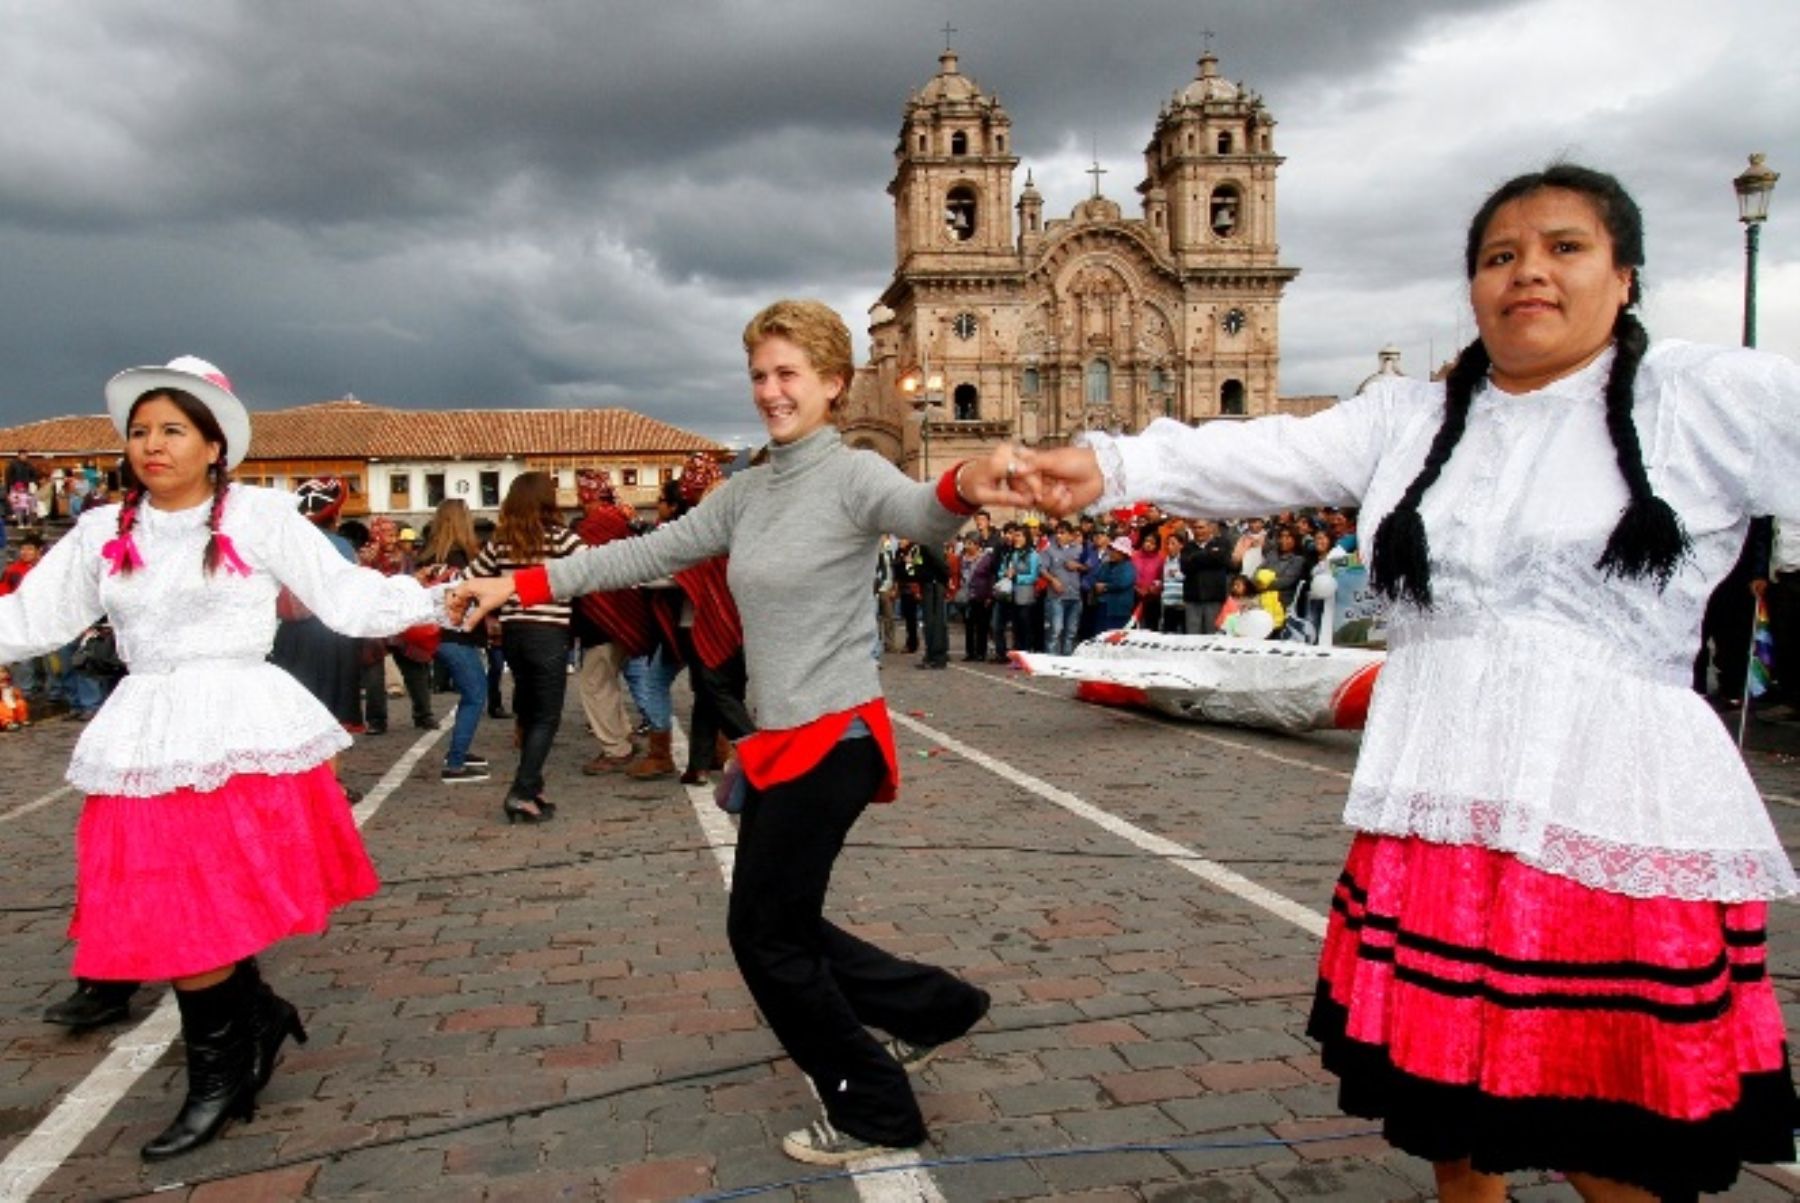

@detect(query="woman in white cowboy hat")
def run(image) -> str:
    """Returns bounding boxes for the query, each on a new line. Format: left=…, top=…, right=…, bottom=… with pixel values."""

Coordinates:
left=0, top=356, right=454, bottom=1161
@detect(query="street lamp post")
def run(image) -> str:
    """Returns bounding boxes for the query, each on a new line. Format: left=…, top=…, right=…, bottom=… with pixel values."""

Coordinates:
left=900, top=359, right=945, bottom=480
left=1734, top=153, right=1780, bottom=348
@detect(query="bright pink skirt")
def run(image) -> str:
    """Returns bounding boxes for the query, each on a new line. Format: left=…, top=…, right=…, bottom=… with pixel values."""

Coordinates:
left=70, top=764, right=378, bottom=981
left=1309, top=833, right=1798, bottom=1197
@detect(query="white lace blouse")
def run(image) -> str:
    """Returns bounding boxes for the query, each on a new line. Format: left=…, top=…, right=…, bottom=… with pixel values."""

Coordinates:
left=0, top=484, right=440, bottom=797
left=1082, top=341, right=1800, bottom=902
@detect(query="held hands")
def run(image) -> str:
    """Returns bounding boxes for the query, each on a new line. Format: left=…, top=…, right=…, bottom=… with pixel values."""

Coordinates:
left=448, top=575, right=518, bottom=630
left=956, top=443, right=1105, bottom=517
left=953, top=443, right=1036, bottom=510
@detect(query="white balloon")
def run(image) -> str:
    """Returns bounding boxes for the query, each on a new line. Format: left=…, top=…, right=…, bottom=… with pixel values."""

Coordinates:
left=1234, top=609, right=1275, bottom=640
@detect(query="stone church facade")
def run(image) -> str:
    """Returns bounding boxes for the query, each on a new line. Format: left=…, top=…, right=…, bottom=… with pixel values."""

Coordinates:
left=841, top=46, right=1319, bottom=477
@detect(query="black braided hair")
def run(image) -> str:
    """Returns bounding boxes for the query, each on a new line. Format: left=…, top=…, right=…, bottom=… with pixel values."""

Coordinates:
left=1594, top=310, right=1687, bottom=585
left=202, top=454, right=231, bottom=575
left=1370, top=163, right=1687, bottom=608
left=1368, top=339, right=1485, bottom=608
left=111, top=486, right=146, bottom=576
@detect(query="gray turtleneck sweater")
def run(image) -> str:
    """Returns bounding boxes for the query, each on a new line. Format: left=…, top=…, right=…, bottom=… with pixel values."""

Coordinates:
left=544, top=428, right=965, bottom=730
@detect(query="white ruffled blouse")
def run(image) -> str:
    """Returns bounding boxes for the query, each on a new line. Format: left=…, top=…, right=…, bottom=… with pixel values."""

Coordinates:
left=1082, top=341, right=1800, bottom=902
left=0, top=484, right=440, bottom=797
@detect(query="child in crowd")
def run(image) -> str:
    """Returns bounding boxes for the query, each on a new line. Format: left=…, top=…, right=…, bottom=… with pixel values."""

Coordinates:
left=1215, top=573, right=1253, bottom=633
left=0, top=664, right=27, bottom=729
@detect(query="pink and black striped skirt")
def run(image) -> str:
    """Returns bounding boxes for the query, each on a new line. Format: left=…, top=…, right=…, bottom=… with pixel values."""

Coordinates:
left=1308, top=833, right=1798, bottom=1198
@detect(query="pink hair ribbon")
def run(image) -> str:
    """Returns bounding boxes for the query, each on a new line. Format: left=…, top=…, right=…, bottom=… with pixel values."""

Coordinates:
left=100, top=534, right=144, bottom=576
left=213, top=533, right=252, bottom=577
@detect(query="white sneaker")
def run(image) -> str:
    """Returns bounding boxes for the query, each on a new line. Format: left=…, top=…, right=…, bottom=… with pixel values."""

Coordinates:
left=780, top=1118, right=911, bottom=1166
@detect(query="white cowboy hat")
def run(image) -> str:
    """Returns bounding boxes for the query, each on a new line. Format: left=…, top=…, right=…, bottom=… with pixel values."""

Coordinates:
left=104, top=355, right=252, bottom=470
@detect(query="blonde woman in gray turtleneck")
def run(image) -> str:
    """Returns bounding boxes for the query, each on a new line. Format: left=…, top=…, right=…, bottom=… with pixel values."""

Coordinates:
left=459, top=299, right=1032, bottom=1166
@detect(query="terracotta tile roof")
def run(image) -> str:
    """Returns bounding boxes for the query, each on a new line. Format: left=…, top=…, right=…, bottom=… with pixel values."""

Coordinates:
left=0, top=415, right=116, bottom=455
left=0, top=400, right=728, bottom=461
left=373, top=408, right=727, bottom=458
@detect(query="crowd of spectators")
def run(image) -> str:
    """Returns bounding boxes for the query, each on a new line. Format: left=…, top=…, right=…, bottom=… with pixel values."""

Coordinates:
left=888, top=504, right=1365, bottom=661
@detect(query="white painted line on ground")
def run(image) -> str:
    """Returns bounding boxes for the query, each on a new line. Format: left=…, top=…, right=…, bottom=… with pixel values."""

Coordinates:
left=671, top=725, right=947, bottom=1203
left=957, top=665, right=1354, bottom=782
left=671, top=727, right=737, bottom=890
left=0, top=785, right=76, bottom=826
left=0, top=725, right=445, bottom=1203
left=893, top=709, right=1329, bottom=939
left=349, top=724, right=451, bottom=826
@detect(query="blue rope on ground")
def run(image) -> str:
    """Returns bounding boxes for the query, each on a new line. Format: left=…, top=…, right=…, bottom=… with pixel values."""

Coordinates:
left=683, top=1128, right=1386, bottom=1202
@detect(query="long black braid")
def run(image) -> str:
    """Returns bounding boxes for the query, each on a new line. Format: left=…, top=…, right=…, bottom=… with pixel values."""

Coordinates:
left=112, top=486, right=146, bottom=576
left=1369, top=164, right=1689, bottom=608
left=1368, top=339, right=1486, bottom=608
left=202, top=454, right=231, bottom=575
left=1594, top=310, right=1686, bottom=585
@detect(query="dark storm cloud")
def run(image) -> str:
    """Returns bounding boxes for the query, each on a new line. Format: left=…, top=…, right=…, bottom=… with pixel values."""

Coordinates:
left=1, top=0, right=1793, bottom=439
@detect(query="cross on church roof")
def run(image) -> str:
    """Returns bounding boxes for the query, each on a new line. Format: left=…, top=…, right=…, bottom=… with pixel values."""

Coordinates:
left=1201, top=27, right=1215, bottom=53
left=1086, top=155, right=1107, bottom=199
left=941, top=20, right=957, bottom=51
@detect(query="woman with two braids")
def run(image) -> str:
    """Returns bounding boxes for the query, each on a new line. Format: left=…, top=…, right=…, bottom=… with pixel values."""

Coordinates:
left=0, top=357, right=452, bottom=1161
left=1018, top=166, right=1800, bottom=1200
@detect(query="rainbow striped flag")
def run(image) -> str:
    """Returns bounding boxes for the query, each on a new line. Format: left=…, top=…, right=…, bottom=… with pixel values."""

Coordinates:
left=1748, top=596, right=1775, bottom=700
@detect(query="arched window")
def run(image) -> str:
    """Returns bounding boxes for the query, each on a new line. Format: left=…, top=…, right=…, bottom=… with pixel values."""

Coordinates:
left=1021, top=366, right=1040, bottom=397
left=944, top=185, right=977, bottom=241
left=917, top=133, right=926, bottom=153
left=953, top=383, right=979, bottom=421
left=997, top=134, right=1006, bottom=152
left=1216, top=130, right=1233, bottom=154
left=1220, top=379, right=1246, bottom=416
left=951, top=131, right=968, bottom=156
left=1209, top=184, right=1240, bottom=237
left=1086, top=360, right=1112, bottom=406
left=1186, top=130, right=1196, bottom=153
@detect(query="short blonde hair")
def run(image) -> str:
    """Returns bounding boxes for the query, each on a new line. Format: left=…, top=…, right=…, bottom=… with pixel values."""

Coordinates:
left=742, top=299, right=854, bottom=411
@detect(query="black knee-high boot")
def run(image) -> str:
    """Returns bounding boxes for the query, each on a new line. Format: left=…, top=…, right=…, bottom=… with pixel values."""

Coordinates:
left=141, top=967, right=256, bottom=1161
left=237, top=957, right=308, bottom=1091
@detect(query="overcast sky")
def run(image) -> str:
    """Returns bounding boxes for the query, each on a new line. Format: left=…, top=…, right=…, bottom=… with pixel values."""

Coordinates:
left=2, top=0, right=1795, bottom=447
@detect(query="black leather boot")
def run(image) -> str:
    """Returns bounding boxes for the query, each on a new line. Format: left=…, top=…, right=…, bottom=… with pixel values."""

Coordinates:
left=43, top=979, right=139, bottom=1028
left=141, top=968, right=256, bottom=1161
left=238, top=958, right=308, bottom=1091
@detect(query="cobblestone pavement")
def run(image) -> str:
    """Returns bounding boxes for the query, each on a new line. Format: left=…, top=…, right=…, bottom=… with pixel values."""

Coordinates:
left=0, top=654, right=1797, bottom=1201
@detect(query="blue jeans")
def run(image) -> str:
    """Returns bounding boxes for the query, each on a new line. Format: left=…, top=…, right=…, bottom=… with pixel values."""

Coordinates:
left=1046, top=596, right=1082, bottom=655
left=435, top=641, right=487, bottom=769
left=623, top=647, right=678, bottom=731
left=60, top=664, right=104, bottom=713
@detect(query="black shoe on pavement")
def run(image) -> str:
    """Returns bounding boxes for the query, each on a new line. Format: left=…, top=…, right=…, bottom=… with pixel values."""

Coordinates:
left=487, top=707, right=511, bottom=720
left=442, top=765, right=492, bottom=784
left=44, top=979, right=139, bottom=1028
left=364, top=723, right=388, bottom=736
left=462, top=755, right=490, bottom=769
left=882, top=987, right=991, bottom=1073
left=414, top=715, right=440, bottom=730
